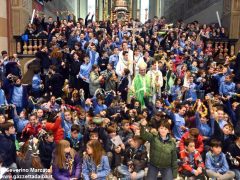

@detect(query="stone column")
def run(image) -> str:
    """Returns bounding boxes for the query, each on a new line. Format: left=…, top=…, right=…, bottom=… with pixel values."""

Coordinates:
left=129, top=0, right=133, bottom=19
left=156, top=0, right=164, bottom=17
left=98, top=0, right=103, bottom=21
left=132, top=0, right=137, bottom=19
left=96, top=0, right=99, bottom=21
left=222, top=0, right=240, bottom=54
left=103, top=0, right=108, bottom=21
left=136, top=0, right=140, bottom=20
left=108, top=0, right=112, bottom=18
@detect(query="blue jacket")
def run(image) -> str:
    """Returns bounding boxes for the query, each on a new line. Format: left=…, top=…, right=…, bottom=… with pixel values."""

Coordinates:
left=170, top=85, right=181, bottom=101
left=205, top=151, right=229, bottom=174
left=195, top=112, right=213, bottom=138
left=109, top=54, right=119, bottom=69
left=89, top=50, right=100, bottom=65
left=184, top=83, right=201, bottom=102
left=61, top=113, right=73, bottom=138
left=219, top=82, right=235, bottom=96
left=6, top=80, right=28, bottom=108
left=82, top=155, right=110, bottom=180
left=91, top=97, right=107, bottom=115
left=167, top=110, right=187, bottom=140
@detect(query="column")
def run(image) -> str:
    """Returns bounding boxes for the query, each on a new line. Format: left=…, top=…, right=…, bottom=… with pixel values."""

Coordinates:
left=0, top=0, right=8, bottom=53
left=137, top=0, right=140, bottom=20
left=96, top=0, right=99, bottom=21
left=129, top=0, right=133, bottom=19
left=108, top=0, right=112, bottom=18
left=98, top=0, right=103, bottom=21
left=103, top=0, right=108, bottom=21
left=79, top=0, right=87, bottom=18
left=132, top=0, right=137, bottom=19
left=156, top=0, right=163, bottom=17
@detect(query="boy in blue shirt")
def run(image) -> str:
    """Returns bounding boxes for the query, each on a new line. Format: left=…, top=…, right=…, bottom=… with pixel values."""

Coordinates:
left=205, top=139, right=235, bottom=179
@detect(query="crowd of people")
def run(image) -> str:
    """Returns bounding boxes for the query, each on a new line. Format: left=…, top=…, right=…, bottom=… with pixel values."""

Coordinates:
left=0, top=11, right=239, bottom=180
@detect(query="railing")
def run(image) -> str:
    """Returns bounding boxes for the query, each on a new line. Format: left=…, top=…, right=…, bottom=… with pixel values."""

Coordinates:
left=202, top=37, right=238, bottom=57
left=14, top=35, right=238, bottom=58
left=14, top=36, right=48, bottom=57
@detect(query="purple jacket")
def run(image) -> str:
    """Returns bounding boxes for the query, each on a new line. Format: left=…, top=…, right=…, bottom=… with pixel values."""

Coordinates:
left=52, top=153, right=82, bottom=180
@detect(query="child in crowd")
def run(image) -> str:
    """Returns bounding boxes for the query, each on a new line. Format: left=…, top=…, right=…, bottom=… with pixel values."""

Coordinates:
left=212, top=123, right=235, bottom=153
left=167, top=104, right=188, bottom=141
left=117, top=136, right=148, bottom=180
left=52, top=140, right=81, bottom=180
left=118, top=68, right=130, bottom=102
left=61, top=110, right=74, bottom=138
left=82, top=140, right=110, bottom=180
left=74, top=109, right=86, bottom=134
left=66, top=124, right=83, bottom=153
left=179, top=128, right=204, bottom=154
left=21, top=114, right=42, bottom=139
left=41, top=116, right=64, bottom=143
left=39, top=131, right=55, bottom=169
left=118, top=119, right=133, bottom=146
left=106, top=124, right=125, bottom=168
left=195, top=99, right=213, bottom=142
left=205, top=139, right=235, bottom=179
left=17, top=137, right=44, bottom=178
left=0, top=122, right=17, bottom=170
left=12, top=104, right=28, bottom=140
left=140, top=119, right=178, bottom=180
left=179, top=138, right=205, bottom=179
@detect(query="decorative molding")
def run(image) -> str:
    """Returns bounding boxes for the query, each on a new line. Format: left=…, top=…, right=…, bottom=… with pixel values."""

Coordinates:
left=232, top=0, right=240, bottom=11
left=11, top=0, right=19, bottom=7
left=0, top=18, right=7, bottom=37
left=12, top=10, right=20, bottom=35
left=230, top=14, right=240, bottom=39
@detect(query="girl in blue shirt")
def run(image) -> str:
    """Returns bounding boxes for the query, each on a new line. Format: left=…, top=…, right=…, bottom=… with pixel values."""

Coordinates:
left=82, top=140, right=110, bottom=180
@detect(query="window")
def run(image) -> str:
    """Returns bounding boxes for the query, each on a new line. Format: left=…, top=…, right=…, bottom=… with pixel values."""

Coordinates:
left=88, top=0, right=96, bottom=20
left=140, top=0, right=149, bottom=23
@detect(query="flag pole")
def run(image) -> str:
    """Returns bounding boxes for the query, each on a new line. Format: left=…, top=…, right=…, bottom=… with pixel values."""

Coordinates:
left=31, top=9, right=36, bottom=24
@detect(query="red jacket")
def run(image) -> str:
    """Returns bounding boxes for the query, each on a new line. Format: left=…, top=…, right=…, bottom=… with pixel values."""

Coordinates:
left=45, top=117, right=64, bottom=143
left=179, top=150, right=204, bottom=173
left=179, top=132, right=204, bottom=154
left=22, top=122, right=42, bottom=138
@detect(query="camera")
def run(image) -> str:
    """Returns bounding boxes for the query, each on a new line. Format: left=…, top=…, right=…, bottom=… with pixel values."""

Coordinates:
left=100, top=71, right=112, bottom=79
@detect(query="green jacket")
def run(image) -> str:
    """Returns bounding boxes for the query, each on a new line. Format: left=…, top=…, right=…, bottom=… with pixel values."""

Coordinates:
left=140, top=126, right=178, bottom=178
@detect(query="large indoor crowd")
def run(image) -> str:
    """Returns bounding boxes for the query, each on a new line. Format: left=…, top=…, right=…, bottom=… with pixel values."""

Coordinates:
left=0, top=11, right=239, bottom=180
